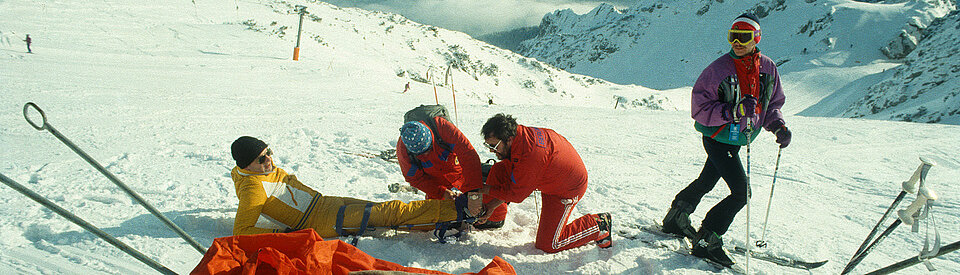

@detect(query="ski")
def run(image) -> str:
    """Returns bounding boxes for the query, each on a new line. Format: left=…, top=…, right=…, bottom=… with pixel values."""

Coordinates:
left=620, top=225, right=745, bottom=274
left=731, top=246, right=828, bottom=270
left=624, top=223, right=827, bottom=270
left=344, top=149, right=399, bottom=163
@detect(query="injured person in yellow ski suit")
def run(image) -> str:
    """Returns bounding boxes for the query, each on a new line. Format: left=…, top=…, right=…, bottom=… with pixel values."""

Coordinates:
left=230, top=136, right=460, bottom=238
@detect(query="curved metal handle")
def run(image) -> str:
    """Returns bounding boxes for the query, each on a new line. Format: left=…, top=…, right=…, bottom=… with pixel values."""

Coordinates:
left=23, top=102, right=48, bottom=131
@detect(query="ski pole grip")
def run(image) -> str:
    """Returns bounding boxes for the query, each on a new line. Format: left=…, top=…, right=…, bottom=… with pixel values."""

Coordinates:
left=902, top=159, right=935, bottom=194
left=23, top=102, right=48, bottom=131
left=898, top=186, right=937, bottom=225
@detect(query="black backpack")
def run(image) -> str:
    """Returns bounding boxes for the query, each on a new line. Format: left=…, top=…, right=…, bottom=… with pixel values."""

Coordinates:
left=403, top=105, right=453, bottom=160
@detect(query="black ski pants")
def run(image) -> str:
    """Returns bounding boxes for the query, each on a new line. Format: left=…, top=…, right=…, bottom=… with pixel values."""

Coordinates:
left=672, top=136, right=749, bottom=236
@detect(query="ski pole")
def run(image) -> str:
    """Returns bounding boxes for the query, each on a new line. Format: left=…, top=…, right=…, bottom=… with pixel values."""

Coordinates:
left=446, top=66, right=459, bottom=125
left=842, top=219, right=902, bottom=275
left=843, top=186, right=938, bottom=274
left=865, top=240, right=960, bottom=275
left=428, top=67, right=439, bottom=104
left=744, top=120, right=753, bottom=274
left=22, top=102, right=207, bottom=254
left=756, top=147, right=782, bottom=248
left=847, top=159, right=933, bottom=265
left=0, top=173, right=177, bottom=275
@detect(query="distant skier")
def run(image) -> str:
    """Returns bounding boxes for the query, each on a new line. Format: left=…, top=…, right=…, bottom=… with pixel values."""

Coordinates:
left=660, top=13, right=792, bottom=267
left=24, top=34, right=32, bottom=53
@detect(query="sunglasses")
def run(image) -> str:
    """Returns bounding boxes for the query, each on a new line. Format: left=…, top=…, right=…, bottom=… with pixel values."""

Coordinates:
left=483, top=139, right=502, bottom=151
left=257, top=148, right=273, bottom=164
left=728, top=29, right=760, bottom=46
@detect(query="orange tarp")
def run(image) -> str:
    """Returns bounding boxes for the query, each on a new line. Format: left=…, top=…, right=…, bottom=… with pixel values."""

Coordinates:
left=191, top=229, right=516, bottom=275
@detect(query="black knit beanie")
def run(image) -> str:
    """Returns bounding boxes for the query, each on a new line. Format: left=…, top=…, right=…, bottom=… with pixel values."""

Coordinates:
left=232, top=136, right=268, bottom=168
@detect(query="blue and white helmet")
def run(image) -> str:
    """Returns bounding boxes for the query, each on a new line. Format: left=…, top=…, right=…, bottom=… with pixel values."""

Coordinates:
left=400, top=121, right=433, bottom=154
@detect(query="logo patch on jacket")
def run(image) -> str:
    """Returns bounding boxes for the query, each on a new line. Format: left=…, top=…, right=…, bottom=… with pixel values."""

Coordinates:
left=531, top=127, right=547, bottom=148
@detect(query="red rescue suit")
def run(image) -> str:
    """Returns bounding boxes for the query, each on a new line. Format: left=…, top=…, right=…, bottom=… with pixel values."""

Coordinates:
left=397, top=117, right=507, bottom=222
left=485, top=125, right=601, bottom=253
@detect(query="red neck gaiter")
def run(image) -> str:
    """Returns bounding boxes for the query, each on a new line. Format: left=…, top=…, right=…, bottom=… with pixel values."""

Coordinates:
left=732, top=49, right=761, bottom=100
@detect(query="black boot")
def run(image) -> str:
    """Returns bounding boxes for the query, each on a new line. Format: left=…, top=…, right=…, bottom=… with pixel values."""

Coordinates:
left=595, top=213, right=613, bottom=248
left=661, top=201, right=697, bottom=240
left=473, top=220, right=504, bottom=230
left=691, top=227, right=735, bottom=267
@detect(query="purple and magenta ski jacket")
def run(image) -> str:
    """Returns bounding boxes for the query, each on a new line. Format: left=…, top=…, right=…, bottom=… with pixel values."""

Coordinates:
left=691, top=51, right=786, bottom=145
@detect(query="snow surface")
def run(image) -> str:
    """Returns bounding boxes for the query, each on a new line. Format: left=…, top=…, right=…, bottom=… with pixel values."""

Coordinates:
left=1, top=0, right=958, bottom=274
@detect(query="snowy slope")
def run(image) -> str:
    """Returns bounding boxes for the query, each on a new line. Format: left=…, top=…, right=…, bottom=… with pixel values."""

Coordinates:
left=1, top=0, right=959, bottom=274
left=802, top=9, right=960, bottom=124
left=516, top=0, right=959, bottom=123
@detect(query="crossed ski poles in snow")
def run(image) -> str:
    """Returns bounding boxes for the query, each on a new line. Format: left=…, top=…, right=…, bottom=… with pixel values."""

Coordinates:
left=842, top=158, right=942, bottom=274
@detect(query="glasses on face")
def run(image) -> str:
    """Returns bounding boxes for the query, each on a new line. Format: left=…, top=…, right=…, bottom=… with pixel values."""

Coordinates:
left=483, top=139, right=502, bottom=151
left=728, top=29, right=760, bottom=46
left=257, top=148, right=273, bottom=164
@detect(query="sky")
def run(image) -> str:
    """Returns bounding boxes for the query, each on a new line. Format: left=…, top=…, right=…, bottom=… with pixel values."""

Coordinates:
left=320, top=0, right=638, bottom=36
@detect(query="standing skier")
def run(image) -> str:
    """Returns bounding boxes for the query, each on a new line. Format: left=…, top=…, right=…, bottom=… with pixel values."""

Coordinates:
left=471, top=113, right=612, bottom=253
left=398, top=115, right=508, bottom=229
left=661, top=13, right=792, bottom=267
left=24, top=34, right=32, bottom=53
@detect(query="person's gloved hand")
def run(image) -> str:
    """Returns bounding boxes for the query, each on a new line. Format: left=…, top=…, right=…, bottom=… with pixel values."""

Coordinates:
left=734, top=97, right=759, bottom=131
left=767, top=120, right=791, bottom=148
left=442, top=188, right=459, bottom=200
left=774, top=126, right=791, bottom=148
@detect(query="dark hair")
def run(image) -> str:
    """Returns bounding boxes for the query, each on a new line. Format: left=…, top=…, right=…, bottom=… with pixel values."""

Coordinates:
left=481, top=113, right=517, bottom=141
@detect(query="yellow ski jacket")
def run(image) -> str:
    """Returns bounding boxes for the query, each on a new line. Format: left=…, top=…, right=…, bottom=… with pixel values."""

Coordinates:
left=232, top=167, right=458, bottom=238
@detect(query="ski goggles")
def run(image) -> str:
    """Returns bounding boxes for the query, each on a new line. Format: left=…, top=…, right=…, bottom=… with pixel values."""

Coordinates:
left=728, top=29, right=761, bottom=46
left=257, top=148, right=273, bottom=164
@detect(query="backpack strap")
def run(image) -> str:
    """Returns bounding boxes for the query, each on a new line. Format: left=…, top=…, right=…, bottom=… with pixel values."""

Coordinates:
left=422, top=117, right=453, bottom=153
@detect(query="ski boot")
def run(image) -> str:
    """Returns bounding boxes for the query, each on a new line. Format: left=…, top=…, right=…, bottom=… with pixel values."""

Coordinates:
left=596, top=212, right=613, bottom=248
left=661, top=201, right=697, bottom=240
left=691, top=227, right=735, bottom=267
left=473, top=220, right=504, bottom=230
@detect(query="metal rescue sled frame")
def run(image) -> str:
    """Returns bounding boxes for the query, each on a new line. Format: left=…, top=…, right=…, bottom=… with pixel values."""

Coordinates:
left=0, top=103, right=207, bottom=274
